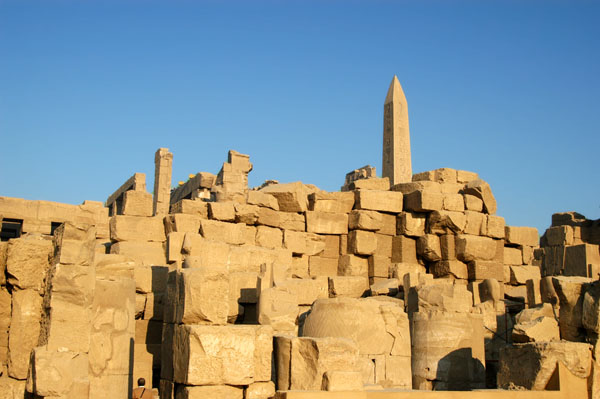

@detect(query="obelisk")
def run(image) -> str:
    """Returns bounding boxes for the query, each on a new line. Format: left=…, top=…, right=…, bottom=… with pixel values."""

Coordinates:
left=382, top=75, right=412, bottom=185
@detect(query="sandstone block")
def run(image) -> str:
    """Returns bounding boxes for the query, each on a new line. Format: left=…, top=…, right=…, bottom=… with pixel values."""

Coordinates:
left=510, top=266, right=541, bottom=285
left=170, top=199, right=209, bottom=217
left=456, top=170, right=479, bottom=183
left=164, top=214, right=202, bottom=234
left=385, top=355, right=412, bottom=388
left=207, top=201, right=235, bottom=222
left=306, top=211, right=348, bottom=235
left=258, top=286, right=298, bottom=333
left=247, top=190, right=279, bottom=210
left=245, top=382, right=275, bottom=399
left=52, top=222, right=96, bottom=266
left=199, top=219, right=245, bottom=245
left=256, top=207, right=280, bottom=228
left=290, top=255, right=309, bottom=278
left=177, top=265, right=229, bottom=325
left=348, top=210, right=382, bottom=231
left=391, top=236, right=417, bottom=263
left=309, top=256, right=337, bottom=277
left=431, top=260, right=468, bottom=280
left=8, top=289, right=43, bottom=379
left=397, top=212, right=426, bottom=237
left=134, top=265, right=169, bottom=294
left=28, top=347, right=89, bottom=398
left=375, top=233, right=393, bottom=258
left=468, top=261, right=504, bottom=282
left=564, top=244, right=600, bottom=277
left=181, top=234, right=229, bottom=267
left=552, top=276, right=591, bottom=341
left=370, top=278, right=399, bottom=296
left=512, top=316, right=559, bottom=343
left=504, top=247, right=523, bottom=265
left=505, top=226, right=539, bottom=247
left=443, top=193, right=464, bottom=212
left=416, top=234, right=441, bottom=262
left=354, top=190, right=403, bottom=213
left=275, top=277, right=328, bottom=306
left=403, top=190, right=443, bottom=212
left=416, top=283, right=472, bottom=313
left=322, top=235, right=340, bottom=259
left=427, top=210, right=466, bottom=234
left=338, top=254, right=368, bottom=276
left=289, top=336, right=360, bottom=390
left=369, top=255, right=391, bottom=278
left=110, top=241, right=166, bottom=266
left=545, top=225, right=574, bottom=246
left=173, top=325, right=256, bottom=385
left=349, top=177, right=390, bottom=191
left=455, top=234, right=496, bottom=262
left=122, top=190, right=153, bottom=216
left=234, top=203, right=260, bottom=224
left=392, top=180, right=442, bottom=194
left=582, top=280, right=600, bottom=333
left=278, top=212, right=306, bottom=231
left=6, top=234, right=52, bottom=291
left=328, top=276, right=369, bottom=298
left=463, top=211, right=486, bottom=236
left=110, top=215, right=166, bottom=242
left=463, top=179, right=497, bottom=215
left=255, top=225, right=283, bottom=249
left=497, top=341, right=592, bottom=390
left=308, top=191, right=354, bottom=213
left=440, top=234, right=456, bottom=260
left=463, top=194, right=483, bottom=212
left=348, top=230, right=377, bottom=256
left=322, top=370, right=364, bottom=391
left=260, top=182, right=316, bottom=212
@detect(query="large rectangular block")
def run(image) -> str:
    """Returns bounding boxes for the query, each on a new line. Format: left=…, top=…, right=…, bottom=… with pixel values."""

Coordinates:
left=275, top=278, right=328, bottom=306
left=338, top=255, right=368, bottom=276
left=6, top=235, right=52, bottom=291
left=8, top=289, right=43, bottom=379
left=308, top=192, right=355, bottom=213
left=391, top=236, right=418, bottom=263
left=505, top=226, right=539, bottom=247
left=368, top=255, right=390, bottom=278
left=122, top=190, right=153, bottom=217
left=545, top=225, right=574, bottom=246
left=468, top=261, right=504, bottom=281
left=397, top=212, right=426, bottom=237
left=504, top=247, right=523, bottom=266
left=255, top=226, right=283, bottom=249
left=403, top=190, right=443, bottom=212
left=110, top=215, right=166, bottom=242
left=564, top=244, right=600, bottom=277
left=278, top=212, right=306, bottom=231
left=355, top=191, right=403, bottom=213
left=170, top=199, right=209, bottom=217
left=199, top=219, right=245, bottom=245
left=176, top=264, right=229, bottom=325
left=306, top=211, right=348, bottom=235
left=309, top=256, right=338, bottom=277
left=348, top=230, right=377, bottom=256
left=173, top=325, right=257, bottom=385
left=455, top=234, right=497, bottom=262
left=348, top=210, right=382, bottom=231
left=110, top=241, right=167, bottom=266
left=164, top=214, right=202, bottom=234
left=375, top=233, right=393, bottom=258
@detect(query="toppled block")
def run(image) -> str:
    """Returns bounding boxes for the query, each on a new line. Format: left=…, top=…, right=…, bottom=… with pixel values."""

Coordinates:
left=260, top=182, right=317, bottom=212
left=505, top=225, right=539, bottom=247
left=306, top=211, right=348, bottom=235
left=512, top=316, right=559, bottom=343
left=247, top=190, right=279, bottom=210
left=462, top=179, right=497, bottom=215
left=416, top=234, right=442, bottom=262
left=354, top=190, right=403, bottom=213
left=497, top=341, right=592, bottom=390
left=552, top=276, right=591, bottom=341
left=428, top=210, right=466, bottom=234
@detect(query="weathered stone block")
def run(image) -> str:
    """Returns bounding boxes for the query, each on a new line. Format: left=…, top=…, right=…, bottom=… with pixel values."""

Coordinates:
left=305, top=211, right=348, bottom=235
left=208, top=201, right=236, bottom=222
left=354, top=190, right=403, bottom=213
left=348, top=210, right=382, bottom=231
left=255, top=225, right=283, bottom=249
left=309, top=256, right=338, bottom=277
left=391, top=236, right=417, bottom=263
left=510, top=266, right=541, bottom=285
left=403, top=190, right=443, bottom=213
left=552, top=276, right=591, bottom=341
left=328, top=276, right=369, bottom=298
left=463, top=179, right=496, bottom=215
left=175, top=385, right=243, bottom=399
left=338, top=254, right=368, bottom=276
left=348, top=230, right=377, bottom=256
left=504, top=247, right=523, bottom=265
left=199, top=219, right=245, bottom=245
left=443, top=193, right=465, bottom=212
left=308, top=191, right=354, bottom=213
left=427, top=210, right=466, bottom=234
left=321, top=235, right=340, bottom=259
left=278, top=212, right=306, bottom=231
left=256, top=207, right=280, bottom=228
left=164, top=214, right=202, bottom=234
left=440, top=234, right=456, bottom=260
left=397, top=212, right=426, bottom=237
left=505, top=226, right=539, bottom=247
left=177, top=264, right=229, bottom=325
left=463, top=194, right=483, bottom=212
left=110, top=241, right=166, bottom=266
left=6, top=234, right=52, bottom=291
left=468, top=261, right=504, bottom=281
left=8, top=289, right=42, bottom=379
left=369, top=255, right=390, bottom=278
left=455, top=234, right=496, bottom=262
left=28, top=347, right=89, bottom=398
left=258, top=286, right=298, bottom=333
left=431, top=260, right=468, bottom=280
left=245, top=381, right=276, bottom=399
left=247, top=190, right=279, bottom=210
left=110, top=215, right=166, bottom=242
left=122, top=190, right=153, bottom=216
left=417, top=234, right=441, bottom=262
left=564, top=244, right=600, bottom=277
left=463, top=211, right=486, bottom=236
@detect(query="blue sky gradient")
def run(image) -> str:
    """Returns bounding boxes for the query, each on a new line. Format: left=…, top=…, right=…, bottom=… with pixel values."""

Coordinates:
left=1, top=0, right=598, bottom=233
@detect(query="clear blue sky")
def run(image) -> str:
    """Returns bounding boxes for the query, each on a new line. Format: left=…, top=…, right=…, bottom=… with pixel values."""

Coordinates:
left=1, top=0, right=598, bottom=234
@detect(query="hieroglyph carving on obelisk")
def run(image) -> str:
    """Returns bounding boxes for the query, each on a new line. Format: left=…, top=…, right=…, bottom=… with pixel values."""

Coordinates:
left=382, top=75, right=412, bottom=185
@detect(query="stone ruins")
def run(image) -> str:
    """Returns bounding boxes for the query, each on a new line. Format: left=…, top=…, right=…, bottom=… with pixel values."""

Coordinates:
left=0, top=76, right=598, bottom=399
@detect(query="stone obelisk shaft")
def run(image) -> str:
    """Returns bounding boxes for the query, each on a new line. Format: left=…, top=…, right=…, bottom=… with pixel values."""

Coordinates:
left=382, top=76, right=412, bottom=185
